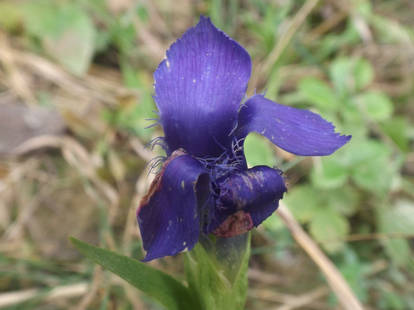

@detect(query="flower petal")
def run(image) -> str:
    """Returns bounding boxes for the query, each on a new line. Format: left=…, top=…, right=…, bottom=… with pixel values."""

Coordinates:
left=237, top=95, right=351, bottom=156
left=154, top=16, right=252, bottom=157
left=209, top=166, right=287, bottom=237
left=137, top=150, right=207, bottom=261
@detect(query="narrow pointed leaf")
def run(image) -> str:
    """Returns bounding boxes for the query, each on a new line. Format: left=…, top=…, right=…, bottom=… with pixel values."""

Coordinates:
left=70, top=237, right=199, bottom=310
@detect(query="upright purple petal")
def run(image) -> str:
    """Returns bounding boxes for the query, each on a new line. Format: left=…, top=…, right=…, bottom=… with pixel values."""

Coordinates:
left=237, top=95, right=351, bottom=156
left=154, top=16, right=252, bottom=157
left=137, top=150, right=207, bottom=261
left=209, top=166, right=287, bottom=237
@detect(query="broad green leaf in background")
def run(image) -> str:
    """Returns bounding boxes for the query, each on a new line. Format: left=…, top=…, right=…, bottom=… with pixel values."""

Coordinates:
left=381, top=117, right=411, bottom=152
left=351, top=155, right=393, bottom=194
left=335, top=138, right=389, bottom=167
left=347, top=140, right=393, bottom=194
left=298, top=77, right=339, bottom=110
left=285, top=180, right=357, bottom=251
left=23, top=0, right=96, bottom=75
left=377, top=201, right=414, bottom=271
left=355, top=91, right=393, bottom=121
left=325, top=187, right=359, bottom=217
left=370, top=15, right=413, bottom=44
left=244, top=133, right=276, bottom=168
left=353, top=58, right=374, bottom=90
left=329, top=58, right=374, bottom=96
left=330, top=57, right=354, bottom=96
left=70, top=238, right=199, bottom=310
left=341, top=103, right=368, bottom=139
left=284, top=185, right=321, bottom=223
left=311, top=157, right=348, bottom=189
left=310, top=208, right=349, bottom=253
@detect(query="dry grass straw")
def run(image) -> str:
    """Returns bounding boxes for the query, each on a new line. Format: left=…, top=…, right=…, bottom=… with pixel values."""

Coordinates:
left=277, top=203, right=364, bottom=310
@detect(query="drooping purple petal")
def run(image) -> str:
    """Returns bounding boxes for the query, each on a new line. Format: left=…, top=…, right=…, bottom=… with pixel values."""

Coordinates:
left=154, top=16, right=252, bottom=157
left=236, top=95, right=351, bottom=156
left=137, top=150, right=207, bottom=261
left=209, top=166, right=287, bottom=237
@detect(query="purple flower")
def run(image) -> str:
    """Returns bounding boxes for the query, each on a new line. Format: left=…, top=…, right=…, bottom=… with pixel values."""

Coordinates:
left=137, top=17, right=350, bottom=261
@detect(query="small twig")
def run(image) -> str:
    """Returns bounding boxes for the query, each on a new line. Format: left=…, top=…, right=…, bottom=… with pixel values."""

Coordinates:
left=72, top=267, right=102, bottom=310
left=322, top=231, right=414, bottom=243
left=249, top=287, right=328, bottom=310
left=250, top=0, right=320, bottom=89
left=0, top=283, right=88, bottom=308
left=277, top=203, right=364, bottom=310
left=14, top=135, right=119, bottom=209
left=0, top=33, right=36, bottom=105
left=248, top=268, right=283, bottom=285
left=275, top=286, right=329, bottom=310
left=306, top=9, right=349, bottom=42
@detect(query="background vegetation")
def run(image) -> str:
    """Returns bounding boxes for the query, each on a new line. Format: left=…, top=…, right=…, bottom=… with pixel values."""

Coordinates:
left=0, top=0, right=413, bottom=309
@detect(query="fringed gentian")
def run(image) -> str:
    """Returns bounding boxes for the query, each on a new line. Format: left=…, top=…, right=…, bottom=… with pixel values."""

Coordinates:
left=137, top=17, right=350, bottom=261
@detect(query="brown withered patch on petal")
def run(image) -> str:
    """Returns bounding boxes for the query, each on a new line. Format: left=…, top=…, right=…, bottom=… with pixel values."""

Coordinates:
left=137, top=148, right=186, bottom=216
left=213, top=210, right=253, bottom=237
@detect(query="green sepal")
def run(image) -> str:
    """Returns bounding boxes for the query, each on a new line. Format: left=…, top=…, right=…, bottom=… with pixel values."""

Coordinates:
left=185, top=233, right=251, bottom=310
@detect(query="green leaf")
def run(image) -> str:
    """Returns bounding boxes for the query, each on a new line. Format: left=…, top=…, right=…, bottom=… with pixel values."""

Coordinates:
left=310, top=208, right=349, bottom=253
left=185, top=234, right=250, bottom=310
left=347, top=140, right=393, bottom=194
left=370, top=15, right=413, bottom=44
left=244, top=133, right=276, bottom=168
left=337, top=138, right=389, bottom=167
left=381, top=117, right=411, bottom=152
left=284, top=185, right=321, bottom=223
left=324, top=187, right=359, bottom=217
left=329, top=57, right=353, bottom=96
left=298, top=77, right=339, bottom=110
left=311, top=157, right=348, bottom=189
left=353, top=59, right=374, bottom=90
left=351, top=157, right=393, bottom=194
left=329, top=57, right=374, bottom=95
left=377, top=201, right=414, bottom=270
left=70, top=237, right=199, bottom=310
left=23, top=1, right=96, bottom=75
left=355, top=91, right=393, bottom=121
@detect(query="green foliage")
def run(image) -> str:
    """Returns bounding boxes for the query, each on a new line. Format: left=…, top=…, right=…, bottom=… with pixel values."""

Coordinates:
left=298, top=78, right=339, bottom=110
left=337, top=248, right=370, bottom=302
left=70, top=237, right=200, bottom=310
left=22, top=0, right=96, bottom=75
left=244, top=133, right=277, bottom=168
left=185, top=234, right=251, bottom=310
left=311, top=157, right=348, bottom=189
left=355, top=91, right=393, bottom=121
left=377, top=201, right=414, bottom=270
left=285, top=185, right=358, bottom=253
left=310, top=208, right=349, bottom=253
left=381, top=117, right=411, bottom=152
